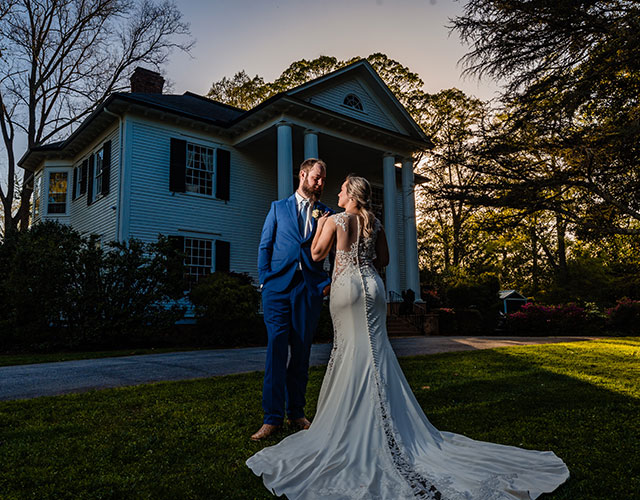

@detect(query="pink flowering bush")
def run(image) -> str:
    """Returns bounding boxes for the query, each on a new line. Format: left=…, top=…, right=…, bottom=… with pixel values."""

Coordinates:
left=506, top=302, right=593, bottom=335
left=606, top=298, right=640, bottom=334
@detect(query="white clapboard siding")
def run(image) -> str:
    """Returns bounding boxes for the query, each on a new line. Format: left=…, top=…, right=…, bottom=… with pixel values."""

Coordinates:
left=304, top=78, right=401, bottom=133
left=68, top=126, right=120, bottom=243
left=127, top=118, right=277, bottom=285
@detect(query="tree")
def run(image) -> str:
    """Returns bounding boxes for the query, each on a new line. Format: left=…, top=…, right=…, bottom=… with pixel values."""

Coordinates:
left=0, top=0, right=193, bottom=234
left=206, top=70, right=270, bottom=111
left=451, top=0, right=640, bottom=236
left=206, top=53, right=426, bottom=116
left=415, top=89, right=487, bottom=270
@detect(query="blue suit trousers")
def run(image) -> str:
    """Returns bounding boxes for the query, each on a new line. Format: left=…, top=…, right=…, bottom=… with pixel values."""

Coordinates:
left=261, top=271, right=324, bottom=425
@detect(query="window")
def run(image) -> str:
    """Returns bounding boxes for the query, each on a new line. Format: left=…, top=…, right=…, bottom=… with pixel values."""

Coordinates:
left=33, top=175, right=42, bottom=217
left=186, top=143, right=215, bottom=195
left=47, top=171, right=68, bottom=214
left=184, top=237, right=212, bottom=285
left=94, top=147, right=104, bottom=198
left=343, top=93, right=363, bottom=111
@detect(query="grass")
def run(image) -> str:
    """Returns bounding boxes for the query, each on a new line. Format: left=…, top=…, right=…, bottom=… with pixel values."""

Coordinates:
left=1, top=337, right=638, bottom=499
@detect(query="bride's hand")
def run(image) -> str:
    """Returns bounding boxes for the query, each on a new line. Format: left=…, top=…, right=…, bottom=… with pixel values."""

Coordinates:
left=317, top=211, right=331, bottom=227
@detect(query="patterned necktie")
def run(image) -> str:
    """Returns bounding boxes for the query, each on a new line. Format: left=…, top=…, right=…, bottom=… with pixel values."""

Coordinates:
left=299, top=199, right=310, bottom=237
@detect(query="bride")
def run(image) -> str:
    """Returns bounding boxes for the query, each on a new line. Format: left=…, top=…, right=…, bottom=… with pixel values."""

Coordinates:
left=246, top=175, right=569, bottom=499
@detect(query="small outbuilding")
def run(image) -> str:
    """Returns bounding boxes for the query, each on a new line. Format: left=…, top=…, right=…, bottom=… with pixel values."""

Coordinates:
left=499, top=290, right=528, bottom=314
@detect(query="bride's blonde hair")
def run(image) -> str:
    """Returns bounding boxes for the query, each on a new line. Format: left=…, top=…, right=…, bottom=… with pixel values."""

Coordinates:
left=346, top=174, right=376, bottom=238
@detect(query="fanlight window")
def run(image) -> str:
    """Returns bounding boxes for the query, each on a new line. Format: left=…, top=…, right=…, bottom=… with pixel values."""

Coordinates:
left=343, top=93, right=363, bottom=111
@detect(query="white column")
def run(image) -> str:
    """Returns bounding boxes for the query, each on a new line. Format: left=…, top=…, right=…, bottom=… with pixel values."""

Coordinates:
left=383, top=153, right=400, bottom=300
left=402, top=157, right=421, bottom=301
left=303, top=129, right=318, bottom=160
left=276, top=121, right=293, bottom=199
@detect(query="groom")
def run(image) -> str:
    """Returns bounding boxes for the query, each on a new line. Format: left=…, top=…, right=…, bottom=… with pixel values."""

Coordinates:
left=251, top=158, right=333, bottom=441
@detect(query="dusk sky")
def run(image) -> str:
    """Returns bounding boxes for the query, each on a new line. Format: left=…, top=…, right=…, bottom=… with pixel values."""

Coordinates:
left=4, top=0, right=501, bottom=186
left=167, top=0, right=499, bottom=100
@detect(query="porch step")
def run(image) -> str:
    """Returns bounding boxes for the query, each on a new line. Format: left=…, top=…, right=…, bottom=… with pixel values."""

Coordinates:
left=386, top=316, right=422, bottom=337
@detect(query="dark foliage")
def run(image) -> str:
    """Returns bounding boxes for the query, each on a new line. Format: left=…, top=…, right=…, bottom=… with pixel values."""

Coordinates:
left=0, top=221, right=186, bottom=351
left=189, top=271, right=264, bottom=347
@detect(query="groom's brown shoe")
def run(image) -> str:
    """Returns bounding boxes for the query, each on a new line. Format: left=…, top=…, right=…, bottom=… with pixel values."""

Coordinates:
left=250, top=424, right=281, bottom=441
left=287, top=417, right=311, bottom=430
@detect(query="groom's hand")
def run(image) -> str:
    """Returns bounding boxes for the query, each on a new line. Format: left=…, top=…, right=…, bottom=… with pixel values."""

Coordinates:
left=323, top=285, right=331, bottom=297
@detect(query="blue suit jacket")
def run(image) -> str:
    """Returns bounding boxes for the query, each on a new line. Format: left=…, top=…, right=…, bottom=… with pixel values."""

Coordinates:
left=258, top=194, right=333, bottom=297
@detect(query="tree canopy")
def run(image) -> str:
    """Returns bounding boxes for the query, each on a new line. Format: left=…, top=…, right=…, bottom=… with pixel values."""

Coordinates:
left=450, top=0, right=640, bottom=237
left=0, top=0, right=192, bottom=235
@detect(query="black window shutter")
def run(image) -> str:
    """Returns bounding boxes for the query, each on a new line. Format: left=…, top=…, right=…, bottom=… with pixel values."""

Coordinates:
left=167, top=235, right=186, bottom=288
left=101, top=140, right=111, bottom=196
left=87, top=154, right=95, bottom=206
left=81, top=159, right=88, bottom=195
left=72, top=167, right=78, bottom=200
left=216, top=149, right=230, bottom=200
left=215, top=240, right=230, bottom=272
left=169, top=138, right=186, bottom=192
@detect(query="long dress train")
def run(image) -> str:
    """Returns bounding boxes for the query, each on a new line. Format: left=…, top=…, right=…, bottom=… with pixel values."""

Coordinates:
left=247, top=212, right=569, bottom=500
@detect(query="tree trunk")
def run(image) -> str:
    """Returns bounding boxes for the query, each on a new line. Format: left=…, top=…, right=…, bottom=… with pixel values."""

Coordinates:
left=556, top=214, right=568, bottom=285
left=530, top=225, right=539, bottom=294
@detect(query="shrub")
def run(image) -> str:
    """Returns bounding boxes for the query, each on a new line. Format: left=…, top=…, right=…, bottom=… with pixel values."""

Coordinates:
left=68, top=237, right=187, bottom=348
left=421, top=289, right=442, bottom=311
left=455, top=308, right=484, bottom=335
left=434, top=308, right=456, bottom=335
left=0, top=222, right=87, bottom=350
left=506, top=302, right=596, bottom=336
left=446, top=272, right=501, bottom=331
left=189, top=272, right=263, bottom=347
left=606, top=298, right=640, bottom=334
left=0, top=222, right=186, bottom=351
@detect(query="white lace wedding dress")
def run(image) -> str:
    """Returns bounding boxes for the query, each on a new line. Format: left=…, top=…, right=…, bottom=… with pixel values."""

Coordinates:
left=247, top=213, right=569, bottom=500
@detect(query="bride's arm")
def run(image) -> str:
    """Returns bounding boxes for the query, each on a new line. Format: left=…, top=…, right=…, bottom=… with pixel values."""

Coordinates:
left=311, top=215, right=336, bottom=262
left=374, top=226, right=390, bottom=269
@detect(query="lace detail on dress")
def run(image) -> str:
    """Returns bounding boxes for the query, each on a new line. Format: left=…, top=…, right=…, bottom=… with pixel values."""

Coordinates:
left=349, top=217, right=445, bottom=500
left=331, top=213, right=381, bottom=281
left=333, top=212, right=348, bottom=232
left=334, top=241, right=358, bottom=279
left=325, top=314, right=345, bottom=376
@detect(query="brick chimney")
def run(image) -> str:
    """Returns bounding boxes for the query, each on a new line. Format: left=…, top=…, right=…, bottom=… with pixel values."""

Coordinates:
left=130, top=67, right=165, bottom=93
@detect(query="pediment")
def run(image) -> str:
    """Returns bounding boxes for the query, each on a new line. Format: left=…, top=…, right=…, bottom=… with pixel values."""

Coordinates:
left=286, top=61, right=427, bottom=143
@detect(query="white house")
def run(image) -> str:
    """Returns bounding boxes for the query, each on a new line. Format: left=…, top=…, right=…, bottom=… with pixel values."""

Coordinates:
left=19, top=60, right=431, bottom=301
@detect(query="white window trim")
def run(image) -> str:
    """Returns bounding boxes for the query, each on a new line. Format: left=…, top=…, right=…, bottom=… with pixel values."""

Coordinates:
left=342, top=93, right=366, bottom=113
left=184, top=140, right=217, bottom=198
left=184, top=236, right=215, bottom=286
left=42, top=166, right=72, bottom=217
left=93, top=146, right=105, bottom=201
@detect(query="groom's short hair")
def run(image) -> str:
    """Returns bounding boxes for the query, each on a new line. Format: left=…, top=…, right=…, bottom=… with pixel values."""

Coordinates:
left=298, top=158, right=326, bottom=179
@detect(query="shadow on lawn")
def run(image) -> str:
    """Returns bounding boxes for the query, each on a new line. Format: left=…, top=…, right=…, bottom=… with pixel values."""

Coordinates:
left=398, top=347, right=639, bottom=500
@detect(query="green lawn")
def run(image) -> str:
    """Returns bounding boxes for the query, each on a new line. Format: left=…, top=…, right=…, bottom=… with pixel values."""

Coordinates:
left=1, top=338, right=638, bottom=499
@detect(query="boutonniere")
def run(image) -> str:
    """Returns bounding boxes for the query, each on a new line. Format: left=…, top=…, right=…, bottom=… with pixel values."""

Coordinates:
left=311, top=206, right=322, bottom=220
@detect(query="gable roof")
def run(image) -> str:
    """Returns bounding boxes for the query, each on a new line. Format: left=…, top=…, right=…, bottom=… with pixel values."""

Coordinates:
left=20, top=60, right=431, bottom=171
left=499, top=290, right=528, bottom=300
left=286, top=59, right=428, bottom=141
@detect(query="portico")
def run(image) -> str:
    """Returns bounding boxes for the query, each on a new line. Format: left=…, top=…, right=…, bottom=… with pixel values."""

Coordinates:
left=232, top=104, right=427, bottom=301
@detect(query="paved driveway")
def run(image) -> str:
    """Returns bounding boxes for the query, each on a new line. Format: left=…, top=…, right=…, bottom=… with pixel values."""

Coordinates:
left=0, top=336, right=596, bottom=401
